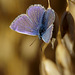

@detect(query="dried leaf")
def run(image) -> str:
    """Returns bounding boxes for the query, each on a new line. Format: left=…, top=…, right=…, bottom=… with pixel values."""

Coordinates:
left=56, top=43, right=72, bottom=75
left=40, top=59, right=60, bottom=75
left=53, top=12, right=59, bottom=38
left=60, top=11, right=75, bottom=41
left=63, top=34, right=74, bottom=55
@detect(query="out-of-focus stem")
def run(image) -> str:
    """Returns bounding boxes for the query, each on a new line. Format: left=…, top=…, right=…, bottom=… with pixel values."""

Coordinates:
left=48, top=0, right=51, bottom=8
left=42, top=43, right=49, bottom=59
left=66, top=0, right=69, bottom=11
left=57, top=26, right=62, bottom=44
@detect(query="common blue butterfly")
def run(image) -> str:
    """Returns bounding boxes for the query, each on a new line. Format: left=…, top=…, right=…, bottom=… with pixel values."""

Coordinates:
left=10, top=0, right=55, bottom=43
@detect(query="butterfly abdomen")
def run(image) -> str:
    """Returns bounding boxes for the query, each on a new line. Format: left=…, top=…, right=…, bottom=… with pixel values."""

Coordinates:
left=38, top=12, right=47, bottom=40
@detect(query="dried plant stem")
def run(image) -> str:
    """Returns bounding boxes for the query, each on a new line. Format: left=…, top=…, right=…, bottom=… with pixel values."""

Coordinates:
left=41, top=0, right=51, bottom=59
left=57, top=26, right=62, bottom=44
left=48, top=0, right=51, bottom=8
left=42, top=43, right=49, bottom=59
left=56, top=25, right=72, bottom=75
left=66, top=0, right=69, bottom=11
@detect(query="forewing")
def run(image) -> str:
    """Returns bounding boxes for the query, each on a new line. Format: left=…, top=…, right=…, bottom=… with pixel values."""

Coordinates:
left=42, top=8, right=55, bottom=29
left=42, top=24, right=53, bottom=43
left=10, top=14, right=38, bottom=35
left=27, top=4, right=45, bottom=30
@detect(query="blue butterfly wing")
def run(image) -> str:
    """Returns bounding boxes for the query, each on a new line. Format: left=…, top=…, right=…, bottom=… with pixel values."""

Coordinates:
left=42, top=8, right=55, bottom=29
left=42, top=24, right=53, bottom=43
left=26, top=4, right=45, bottom=30
left=10, top=14, right=37, bottom=35
left=10, top=5, right=45, bottom=36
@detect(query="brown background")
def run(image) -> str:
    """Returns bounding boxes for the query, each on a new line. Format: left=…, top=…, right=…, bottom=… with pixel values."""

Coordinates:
left=0, top=0, right=75, bottom=75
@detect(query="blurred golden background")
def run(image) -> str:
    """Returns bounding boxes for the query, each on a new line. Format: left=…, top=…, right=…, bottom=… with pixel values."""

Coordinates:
left=0, top=0, right=75, bottom=75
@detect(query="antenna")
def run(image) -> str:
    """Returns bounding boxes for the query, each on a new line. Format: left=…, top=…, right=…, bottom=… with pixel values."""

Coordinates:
left=30, top=39, right=36, bottom=46
left=29, top=37, right=38, bottom=46
left=48, top=0, right=51, bottom=8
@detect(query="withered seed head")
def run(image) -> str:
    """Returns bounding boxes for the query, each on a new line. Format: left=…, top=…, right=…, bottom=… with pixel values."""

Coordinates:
left=60, top=11, right=75, bottom=41
left=53, top=12, right=59, bottom=38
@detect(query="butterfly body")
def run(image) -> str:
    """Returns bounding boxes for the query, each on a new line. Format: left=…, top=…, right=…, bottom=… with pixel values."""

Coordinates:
left=10, top=4, right=55, bottom=43
left=38, top=25, right=46, bottom=39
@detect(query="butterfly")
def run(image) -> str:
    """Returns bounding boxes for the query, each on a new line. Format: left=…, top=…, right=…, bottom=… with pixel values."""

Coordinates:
left=10, top=4, right=55, bottom=43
